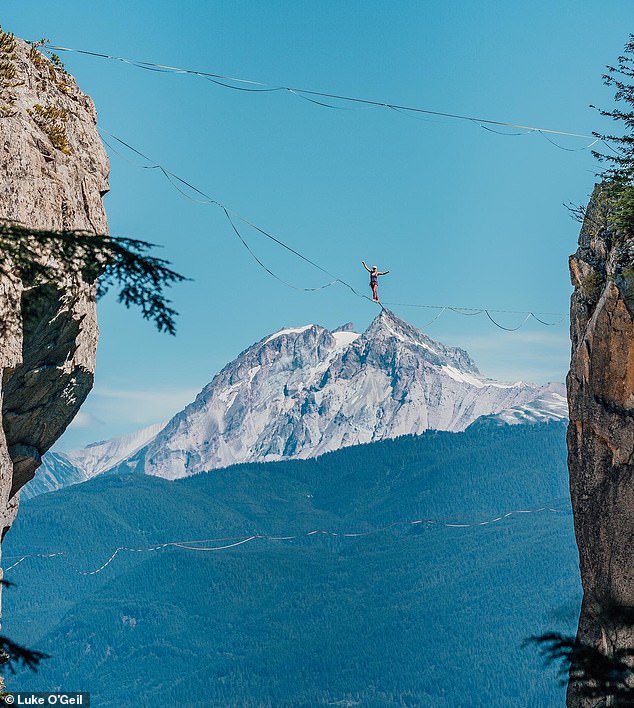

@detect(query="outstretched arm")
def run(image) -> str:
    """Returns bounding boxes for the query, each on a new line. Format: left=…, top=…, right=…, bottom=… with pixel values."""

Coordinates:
left=378, top=270, right=390, bottom=276
left=361, top=260, right=372, bottom=273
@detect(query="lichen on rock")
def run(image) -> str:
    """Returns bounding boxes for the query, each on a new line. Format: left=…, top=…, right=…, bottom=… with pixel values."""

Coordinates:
left=0, top=34, right=108, bottom=555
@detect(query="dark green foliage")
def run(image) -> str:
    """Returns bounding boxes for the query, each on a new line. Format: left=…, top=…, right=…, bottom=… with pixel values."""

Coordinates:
left=531, top=629, right=634, bottom=703
left=0, top=223, right=188, bottom=334
left=0, top=27, right=16, bottom=56
left=622, top=266, right=634, bottom=292
left=4, top=423, right=579, bottom=706
left=0, top=636, right=48, bottom=675
left=48, top=54, right=65, bottom=72
left=27, top=40, right=48, bottom=70
left=26, top=104, right=71, bottom=155
left=0, top=583, right=48, bottom=675
left=27, top=40, right=69, bottom=93
left=581, top=270, right=604, bottom=304
left=0, top=61, right=16, bottom=83
left=0, top=25, right=18, bottom=114
left=592, top=35, right=634, bottom=245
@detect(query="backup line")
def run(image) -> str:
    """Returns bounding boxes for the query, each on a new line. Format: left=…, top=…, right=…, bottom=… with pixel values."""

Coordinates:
left=100, top=130, right=569, bottom=330
left=3, top=504, right=568, bottom=576
left=45, top=43, right=598, bottom=147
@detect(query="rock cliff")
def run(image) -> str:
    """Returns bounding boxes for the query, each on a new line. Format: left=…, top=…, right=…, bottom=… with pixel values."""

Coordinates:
left=567, top=184, right=634, bottom=705
left=0, top=34, right=107, bottom=575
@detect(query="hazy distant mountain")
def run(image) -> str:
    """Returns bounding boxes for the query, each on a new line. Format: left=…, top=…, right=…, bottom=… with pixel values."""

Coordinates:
left=469, top=382, right=568, bottom=429
left=30, top=308, right=567, bottom=493
left=24, top=422, right=166, bottom=499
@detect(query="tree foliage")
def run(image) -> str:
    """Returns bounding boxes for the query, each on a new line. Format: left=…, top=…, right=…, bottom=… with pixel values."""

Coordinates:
left=0, top=223, right=188, bottom=335
left=592, top=34, right=634, bottom=244
left=0, top=581, right=48, bottom=676
left=6, top=423, right=573, bottom=705
left=530, top=632, right=634, bottom=704
left=0, top=636, right=48, bottom=674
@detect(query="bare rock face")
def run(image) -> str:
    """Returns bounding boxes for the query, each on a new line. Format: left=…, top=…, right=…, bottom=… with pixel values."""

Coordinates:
left=567, top=184, right=634, bottom=706
left=0, top=36, right=107, bottom=547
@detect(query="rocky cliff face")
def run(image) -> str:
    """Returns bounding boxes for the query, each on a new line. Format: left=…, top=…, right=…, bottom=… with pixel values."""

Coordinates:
left=0, top=35, right=107, bottom=561
left=567, top=185, right=634, bottom=705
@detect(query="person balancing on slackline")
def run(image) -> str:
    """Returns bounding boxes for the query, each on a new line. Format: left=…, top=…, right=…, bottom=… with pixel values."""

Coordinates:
left=361, top=261, right=389, bottom=303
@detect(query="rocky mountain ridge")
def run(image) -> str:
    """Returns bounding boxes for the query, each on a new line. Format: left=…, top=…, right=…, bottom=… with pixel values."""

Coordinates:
left=135, top=308, right=567, bottom=479
left=31, top=308, right=567, bottom=493
left=24, top=421, right=166, bottom=499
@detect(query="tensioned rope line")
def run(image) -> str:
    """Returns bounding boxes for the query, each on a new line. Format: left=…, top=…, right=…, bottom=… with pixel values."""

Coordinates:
left=222, top=207, right=338, bottom=293
left=45, top=43, right=602, bottom=151
left=223, top=207, right=337, bottom=292
left=99, top=129, right=569, bottom=330
left=99, top=131, right=354, bottom=296
left=3, top=504, right=568, bottom=576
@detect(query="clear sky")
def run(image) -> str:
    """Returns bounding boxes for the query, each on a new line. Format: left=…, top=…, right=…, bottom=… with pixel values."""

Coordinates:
left=3, top=1, right=632, bottom=449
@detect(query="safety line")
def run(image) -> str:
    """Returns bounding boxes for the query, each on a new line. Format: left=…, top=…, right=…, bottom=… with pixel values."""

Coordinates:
left=3, top=504, right=568, bottom=576
left=383, top=301, right=566, bottom=323
left=387, top=105, right=449, bottom=124
left=99, top=131, right=356, bottom=292
left=4, top=552, right=64, bottom=572
left=44, top=43, right=598, bottom=142
left=223, top=207, right=338, bottom=292
left=597, top=138, right=626, bottom=157
left=530, top=312, right=568, bottom=326
left=485, top=311, right=532, bottom=331
left=417, top=307, right=447, bottom=328
left=478, top=124, right=524, bottom=136
left=450, top=307, right=483, bottom=316
left=170, top=537, right=258, bottom=552
left=537, top=130, right=599, bottom=152
left=99, top=129, right=569, bottom=329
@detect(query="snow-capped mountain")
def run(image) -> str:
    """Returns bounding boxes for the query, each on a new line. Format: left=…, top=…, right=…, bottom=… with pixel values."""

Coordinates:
left=30, top=309, right=568, bottom=493
left=471, top=383, right=568, bottom=427
left=127, top=308, right=567, bottom=480
left=24, top=421, right=166, bottom=498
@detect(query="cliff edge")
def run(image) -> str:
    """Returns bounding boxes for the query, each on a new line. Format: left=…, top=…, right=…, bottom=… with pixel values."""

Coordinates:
left=0, top=34, right=107, bottom=559
left=567, top=184, right=634, bottom=705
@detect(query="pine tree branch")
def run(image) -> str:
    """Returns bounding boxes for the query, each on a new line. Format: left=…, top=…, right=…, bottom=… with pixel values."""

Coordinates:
left=0, top=224, right=189, bottom=335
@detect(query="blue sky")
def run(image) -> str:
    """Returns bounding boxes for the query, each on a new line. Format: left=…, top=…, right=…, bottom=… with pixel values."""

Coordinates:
left=3, top=1, right=631, bottom=448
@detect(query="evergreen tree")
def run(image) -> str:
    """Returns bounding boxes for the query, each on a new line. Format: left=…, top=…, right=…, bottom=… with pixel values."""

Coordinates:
left=0, top=222, right=187, bottom=334
left=592, top=34, right=634, bottom=243
left=531, top=37, right=634, bottom=704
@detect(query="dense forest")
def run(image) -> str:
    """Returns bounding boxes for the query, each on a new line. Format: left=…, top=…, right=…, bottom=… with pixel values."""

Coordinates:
left=3, top=422, right=579, bottom=706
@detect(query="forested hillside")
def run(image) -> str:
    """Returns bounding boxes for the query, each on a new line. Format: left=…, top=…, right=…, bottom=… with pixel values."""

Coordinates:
left=4, top=422, right=579, bottom=706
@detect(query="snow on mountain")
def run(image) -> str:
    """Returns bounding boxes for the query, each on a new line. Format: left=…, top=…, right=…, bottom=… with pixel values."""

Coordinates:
left=127, top=308, right=567, bottom=480
left=30, top=309, right=569, bottom=493
left=471, top=383, right=568, bottom=427
left=66, top=421, right=168, bottom=476
left=24, top=421, right=166, bottom=498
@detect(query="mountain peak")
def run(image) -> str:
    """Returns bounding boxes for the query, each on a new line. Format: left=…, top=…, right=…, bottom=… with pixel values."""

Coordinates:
left=331, top=322, right=356, bottom=334
left=365, top=307, right=428, bottom=340
left=123, top=309, right=565, bottom=479
left=35, top=309, right=568, bottom=488
left=362, top=307, right=480, bottom=374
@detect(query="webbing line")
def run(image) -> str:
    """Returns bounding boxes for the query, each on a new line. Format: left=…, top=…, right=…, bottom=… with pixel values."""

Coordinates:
left=3, top=504, right=569, bottom=576
left=45, top=44, right=598, bottom=142
left=99, top=129, right=570, bottom=329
